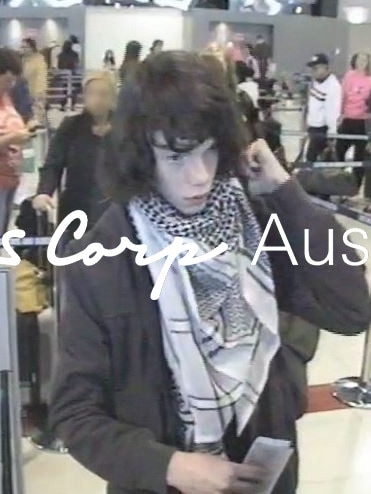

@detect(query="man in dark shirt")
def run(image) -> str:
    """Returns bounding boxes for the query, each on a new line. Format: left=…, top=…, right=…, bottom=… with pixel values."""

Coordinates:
left=253, top=34, right=272, bottom=81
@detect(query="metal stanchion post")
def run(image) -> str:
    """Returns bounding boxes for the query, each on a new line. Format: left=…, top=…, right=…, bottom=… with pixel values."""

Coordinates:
left=0, top=268, right=25, bottom=494
left=332, top=326, right=371, bottom=409
left=67, top=71, right=72, bottom=113
left=29, top=202, right=68, bottom=455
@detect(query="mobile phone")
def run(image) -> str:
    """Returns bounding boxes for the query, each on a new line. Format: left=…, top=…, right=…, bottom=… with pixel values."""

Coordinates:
left=28, top=125, right=43, bottom=133
left=243, top=437, right=293, bottom=494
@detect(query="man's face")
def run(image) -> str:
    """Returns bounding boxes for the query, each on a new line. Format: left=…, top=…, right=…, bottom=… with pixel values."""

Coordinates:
left=153, top=43, right=163, bottom=55
left=311, top=64, right=329, bottom=80
left=84, top=79, right=114, bottom=117
left=152, top=132, right=218, bottom=216
left=0, top=71, right=17, bottom=94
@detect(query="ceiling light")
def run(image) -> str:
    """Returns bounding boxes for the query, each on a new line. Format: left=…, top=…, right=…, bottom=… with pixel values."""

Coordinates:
left=266, top=0, right=282, bottom=16
left=343, top=7, right=368, bottom=24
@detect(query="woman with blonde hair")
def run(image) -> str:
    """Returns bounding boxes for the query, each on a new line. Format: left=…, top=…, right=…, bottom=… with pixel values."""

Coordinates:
left=201, top=45, right=259, bottom=136
left=201, top=43, right=238, bottom=92
left=33, top=70, right=116, bottom=229
left=30, top=71, right=116, bottom=451
left=21, top=38, right=48, bottom=122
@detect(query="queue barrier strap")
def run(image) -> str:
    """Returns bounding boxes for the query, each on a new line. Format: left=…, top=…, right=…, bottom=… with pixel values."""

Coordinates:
left=293, top=160, right=371, bottom=169
left=310, top=198, right=371, bottom=226
left=0, top=237, right=52, bottom=248
left=281, top=130, right=370, bottom=141
left=272, top=107, right=303, bottom=112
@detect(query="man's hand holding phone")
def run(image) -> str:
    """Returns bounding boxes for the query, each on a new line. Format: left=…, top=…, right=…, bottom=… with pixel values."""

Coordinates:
left=166, top=451, right=265, bottom=494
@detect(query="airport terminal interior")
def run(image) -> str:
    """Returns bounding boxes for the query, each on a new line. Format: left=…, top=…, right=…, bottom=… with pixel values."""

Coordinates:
left=1, top=1, right=371, bottom=494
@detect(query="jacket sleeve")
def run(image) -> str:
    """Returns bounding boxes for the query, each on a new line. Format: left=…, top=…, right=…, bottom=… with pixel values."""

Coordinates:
left=325, top=78, right=342, bottom=134
left=37, top=118, right=72, bottom=196
left=49, top=252, right=177, bottom=494
left=252, top=178, right=371, bottom=334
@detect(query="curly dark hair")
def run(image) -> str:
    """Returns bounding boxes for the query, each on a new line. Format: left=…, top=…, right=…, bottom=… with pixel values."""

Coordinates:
left=0, top=47, right=22, bottom=76
left=102, top=50, right=250, bottom=203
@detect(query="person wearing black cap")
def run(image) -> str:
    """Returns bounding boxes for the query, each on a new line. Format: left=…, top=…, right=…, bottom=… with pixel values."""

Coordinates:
left=305, top=53, right=341, bottom=163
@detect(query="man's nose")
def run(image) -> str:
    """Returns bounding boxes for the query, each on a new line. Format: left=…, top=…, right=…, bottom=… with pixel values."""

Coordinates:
left=184, top=155, right=210, bottom=185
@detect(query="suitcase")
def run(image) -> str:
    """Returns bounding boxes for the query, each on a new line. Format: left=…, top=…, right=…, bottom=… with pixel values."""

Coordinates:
left=16, top=312, right=41, bottom=407
left=14, top=203, right=55, bottom=408
left=292, top=137, right=360, bottom=199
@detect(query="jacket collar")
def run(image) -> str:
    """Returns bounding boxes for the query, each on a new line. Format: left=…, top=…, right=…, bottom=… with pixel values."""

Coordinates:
left=90, top=202, right=137, bottom=247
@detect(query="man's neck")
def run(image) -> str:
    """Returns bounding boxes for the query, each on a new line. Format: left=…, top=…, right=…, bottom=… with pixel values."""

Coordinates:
left=92, top=114, right=109, bottom=125
left=316, top=72, right=331, bottom=83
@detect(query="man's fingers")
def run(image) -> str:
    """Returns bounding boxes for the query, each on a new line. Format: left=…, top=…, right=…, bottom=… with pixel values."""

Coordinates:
left=233, top=463, right=266, bottom=481
left=45, top=197, right=55, bottom=209
left=229, top=477, right=264, bottom=494
left=247, top=139, right=277, bottom=168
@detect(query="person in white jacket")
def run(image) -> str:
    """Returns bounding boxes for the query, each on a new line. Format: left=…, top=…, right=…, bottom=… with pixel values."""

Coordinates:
left=235, top=61, right=259, bottom=108
left=305, top=53, right=341, bottom=162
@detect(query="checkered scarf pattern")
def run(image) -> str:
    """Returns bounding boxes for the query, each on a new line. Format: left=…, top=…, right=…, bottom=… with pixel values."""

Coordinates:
left=129, top=178, right=280, bottom=454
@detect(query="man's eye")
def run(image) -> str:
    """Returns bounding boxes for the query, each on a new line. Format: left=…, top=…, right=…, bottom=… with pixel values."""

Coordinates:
left=168, top=154, right=183, bottom=162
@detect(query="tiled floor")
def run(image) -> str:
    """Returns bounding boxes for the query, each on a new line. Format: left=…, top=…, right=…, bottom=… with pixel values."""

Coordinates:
left=16, top=107, right=371, bottom=494
left=298, top=409, right=371, bottom=493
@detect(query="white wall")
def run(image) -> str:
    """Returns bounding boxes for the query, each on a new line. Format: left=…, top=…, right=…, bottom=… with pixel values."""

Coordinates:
left=338, top=0, right=371, bottom=23
left=0, top=17, right=68, bottom=49
left=84, top=7, right=185, bottom=70
left=189, top=10, right=349, bottom=75
left=347, top=23, right=371, bottom=61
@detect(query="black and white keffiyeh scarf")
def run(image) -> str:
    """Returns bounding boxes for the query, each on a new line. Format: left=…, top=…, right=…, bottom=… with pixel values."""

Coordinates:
left=128, top=178, right=280, bottom=455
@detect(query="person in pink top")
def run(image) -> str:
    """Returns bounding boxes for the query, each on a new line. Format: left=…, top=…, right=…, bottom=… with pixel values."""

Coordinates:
left=0, top=48, right=33, bottom=235
left=336, top=52, right=371, bottom=188
left=228, top=40, right=260, bottom=80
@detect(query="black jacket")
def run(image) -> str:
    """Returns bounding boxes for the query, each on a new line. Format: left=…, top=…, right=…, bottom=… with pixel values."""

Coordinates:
left=49, top=179, right=370, bottom=494
left=57, top=50, right=79, bottom=72
left=37, top=113, right=110, bottom=226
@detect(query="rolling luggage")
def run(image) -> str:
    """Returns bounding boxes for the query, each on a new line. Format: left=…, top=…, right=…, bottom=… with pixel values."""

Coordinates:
left=293, top=137, right=359, bottom=199
left=14, top=202, right=53, bottom=408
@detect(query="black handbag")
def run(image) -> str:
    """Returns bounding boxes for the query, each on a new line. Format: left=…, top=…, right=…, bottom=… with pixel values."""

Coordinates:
left=294, top=140, right=360, bottom=197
